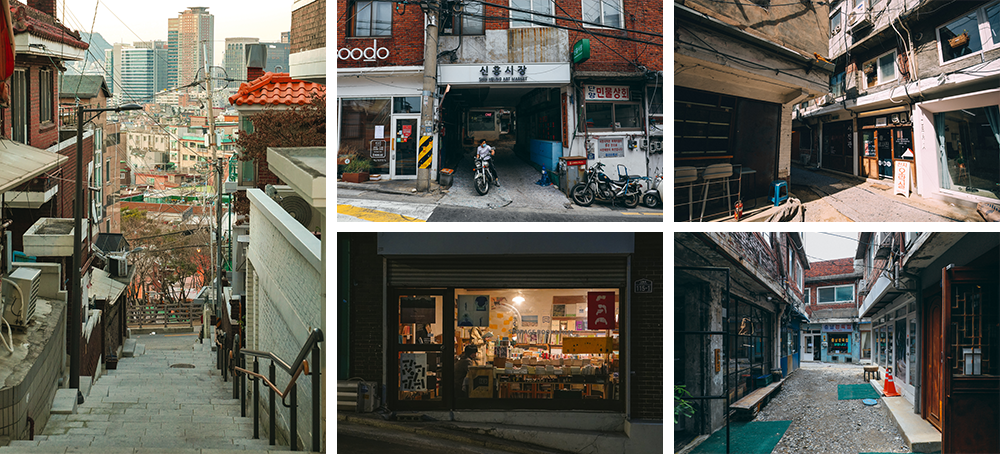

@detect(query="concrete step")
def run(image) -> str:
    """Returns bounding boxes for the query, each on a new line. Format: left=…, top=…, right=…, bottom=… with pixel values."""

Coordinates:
left=49, top=389, right=78, bottom=415
left=121, top=339, right=136, bottom=357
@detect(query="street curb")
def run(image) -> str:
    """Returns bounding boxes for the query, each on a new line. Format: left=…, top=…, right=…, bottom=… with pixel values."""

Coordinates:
left=337, top=413, right=568, bottom=454
left=338, top=181, right=445, bottom=197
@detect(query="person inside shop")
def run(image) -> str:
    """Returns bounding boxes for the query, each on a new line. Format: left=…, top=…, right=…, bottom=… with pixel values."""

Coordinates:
left=454, top=345, right=478, bottom=396
left=477, top=139, right=499, bottom=186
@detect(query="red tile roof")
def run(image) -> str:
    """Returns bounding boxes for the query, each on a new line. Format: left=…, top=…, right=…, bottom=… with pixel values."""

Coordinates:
left=228, top=72, right=325, bottom=107
left=10, top=0, right=88, bottom=50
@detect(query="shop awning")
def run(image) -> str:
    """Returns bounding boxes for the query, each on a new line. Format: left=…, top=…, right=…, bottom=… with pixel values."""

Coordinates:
left=89, top=268, right=128, bottom=306
left=0, top=139, right=67, bottom=193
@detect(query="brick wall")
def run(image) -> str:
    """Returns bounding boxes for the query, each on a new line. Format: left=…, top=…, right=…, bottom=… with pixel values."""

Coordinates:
left=2, top=61, right=60, bottom=149
left=336, top=0, right=662, bottom=71
left=246, top=190, right=322, bottom=448
left=291, top=0, right=326, bottom=54
left=630, top=232, right=662, bottom=421
left=347, top=232, right=384, bottom=382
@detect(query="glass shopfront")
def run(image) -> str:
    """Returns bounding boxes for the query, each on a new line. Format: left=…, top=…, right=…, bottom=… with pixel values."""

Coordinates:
left=339, top=97, right=425, bottom=178
left=934, top=105, right=1000, bottom=199
left=726, top=301, right=772, bottom=403
left=859, top=113, right=913, bottom=180
left=389, top=286, right=623, bottom=411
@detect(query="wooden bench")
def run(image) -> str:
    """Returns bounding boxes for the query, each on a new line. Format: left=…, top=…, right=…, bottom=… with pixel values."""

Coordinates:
left=729, top=379, right=783, bottom=420
left=863, top=365, right=880, bottom=381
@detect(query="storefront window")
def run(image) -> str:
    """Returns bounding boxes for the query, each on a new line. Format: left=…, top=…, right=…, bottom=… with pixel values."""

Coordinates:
left=895, top=318, right=907, bottom=384
left=468, top=111, right=496, bottom=131
left=453, top=288, right=620, bottom=403
left=397, top=295, right=444, bottom=402
left=934, top=106, right=1000, bottom=199
left=829, top=334, right=849, bottom=354
left=861, top=329, right=871, bottom=359
left=726, top=301, right=771, bottom=402
left=339, top=98, right=391, bottom=174
left=674, top=87, right=734, bottom=158
left=393, top=97, right=421, bottom=114
left=585, top=103, right=613, bottom=129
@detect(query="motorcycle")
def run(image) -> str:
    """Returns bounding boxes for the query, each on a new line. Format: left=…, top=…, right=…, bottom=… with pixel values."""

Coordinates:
left=473, top=155, right=497, bottom=195
left=571, top=162, right=641, bottom=208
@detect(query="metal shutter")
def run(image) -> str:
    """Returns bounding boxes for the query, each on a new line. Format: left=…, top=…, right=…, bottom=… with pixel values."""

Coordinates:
left=388, top=255, right=627, bottom=288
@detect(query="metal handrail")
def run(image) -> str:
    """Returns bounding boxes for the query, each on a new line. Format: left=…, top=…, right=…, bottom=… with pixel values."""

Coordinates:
left=235, top=359, right=308, bottom=402
left=238, top=328, right=324, bottom=374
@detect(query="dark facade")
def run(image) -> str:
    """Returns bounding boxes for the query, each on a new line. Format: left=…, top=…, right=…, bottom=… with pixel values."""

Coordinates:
left=339, top=232, right=663, bottom=452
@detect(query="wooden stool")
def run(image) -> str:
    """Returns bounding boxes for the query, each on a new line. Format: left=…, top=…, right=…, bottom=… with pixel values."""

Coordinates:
left=863, top=365, right=880, bottom=381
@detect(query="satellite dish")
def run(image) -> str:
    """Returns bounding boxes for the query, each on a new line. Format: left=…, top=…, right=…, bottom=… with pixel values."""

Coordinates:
left=279, top=195, right=312, bottom=227
left=195, top=66, right=230, bottom=91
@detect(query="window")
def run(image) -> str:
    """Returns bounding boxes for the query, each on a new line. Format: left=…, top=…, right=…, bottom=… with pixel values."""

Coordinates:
left=583, top=0, right=622, bottom=28
left=443, top=1, right=484, bottom=35
left=936, top=2, right=1000, bottom=64
left=830, top=71, right=845, bottom=97
left=12, top=69, right=26, bottom=144
left=584, top=102, right=640, bottom=131
left=511, top=0, right=554, bottom=27
left=862, top=50, right=896, bottom=88
left=393, top=97, right=421, bottom=114
left=830, top=9, right=842, bottom=35
left=39, top=68, right=52, bottom=123
left=351, top=1, right=392, bottom=37
left=818, top=285, right=854, bottom=304
left=804, top=289, right=810, bottom=305
left=674, top=87, right=735, bottom=158
left=933, top=106, right=1000, bottom=199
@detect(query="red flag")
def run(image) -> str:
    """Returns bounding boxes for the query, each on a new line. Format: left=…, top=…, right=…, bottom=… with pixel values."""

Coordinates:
left=0, top=0, right=14, bottom=106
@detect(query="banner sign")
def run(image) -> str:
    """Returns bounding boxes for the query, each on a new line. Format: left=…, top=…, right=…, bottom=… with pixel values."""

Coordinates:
left=588, top=291, right=615, bottom=330
left=585, top=85, right=630, bottom=101
left=822, top=323, right=853, bottom=332
left=562, top=337, right=614, bottom=354
left=894, top=161, right=910, bottom=198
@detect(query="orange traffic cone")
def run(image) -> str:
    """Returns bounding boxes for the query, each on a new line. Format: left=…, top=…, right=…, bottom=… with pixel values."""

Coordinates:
left=883, top=371, right=901, bottom=397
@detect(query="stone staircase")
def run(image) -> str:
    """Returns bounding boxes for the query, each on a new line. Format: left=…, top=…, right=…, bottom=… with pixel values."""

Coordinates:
left=0, top=332, right=295, bottom=453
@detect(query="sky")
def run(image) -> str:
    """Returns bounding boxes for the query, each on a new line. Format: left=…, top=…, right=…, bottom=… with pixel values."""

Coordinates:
left=58, top=0, right=292, bottom=67
left=803, top=232, right=860, bottom=263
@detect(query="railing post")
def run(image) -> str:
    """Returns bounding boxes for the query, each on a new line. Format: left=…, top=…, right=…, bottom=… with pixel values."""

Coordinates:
left=269, top=361, right=276, bottom=446
left=223, top=344, right=228, bottom=382
left=240, top=355, right=246, bottom=417
left=253, top=358, right=259, bottom=439
left=311, top=343, right=320, bottom=452
left=290, top=382, right=298, bottom=451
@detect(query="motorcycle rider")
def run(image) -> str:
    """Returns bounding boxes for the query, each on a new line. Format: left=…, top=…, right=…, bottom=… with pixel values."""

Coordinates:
left=476, top=139, right=499, bottom=186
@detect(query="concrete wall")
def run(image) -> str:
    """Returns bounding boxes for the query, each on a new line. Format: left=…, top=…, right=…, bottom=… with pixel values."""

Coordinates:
left=682, top=0, right=830, bottom=59
left=0, top=299, right=66, bottom=440
left=245, top=189, right=322, bottom=449
left=629, top=233, right=663, bottom=424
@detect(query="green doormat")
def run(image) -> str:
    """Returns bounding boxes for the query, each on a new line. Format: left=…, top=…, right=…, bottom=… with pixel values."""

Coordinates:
left=690, top=421, right=792, bottom=454
left=838, top=383, right=880, bottom=400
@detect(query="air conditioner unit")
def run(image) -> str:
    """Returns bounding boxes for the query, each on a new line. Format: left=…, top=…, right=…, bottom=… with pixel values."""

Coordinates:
left=849, top=10, right=871, bottom=29
left=267, top=185, right=323, bottom=233
left=2, top=267, right=41, bottom=327
left=109, top=255, right=128, bottom=278
left=832, top=24, right=842, bottom=35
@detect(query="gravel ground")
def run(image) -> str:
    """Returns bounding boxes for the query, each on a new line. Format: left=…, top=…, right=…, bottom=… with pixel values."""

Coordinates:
left=754, top=362, right=911, bottom=454
left=791, top=166, right=979, bottom=222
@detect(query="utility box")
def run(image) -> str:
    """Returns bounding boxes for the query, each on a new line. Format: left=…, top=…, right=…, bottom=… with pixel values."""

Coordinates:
left=559, top=156, right=588, bottom=194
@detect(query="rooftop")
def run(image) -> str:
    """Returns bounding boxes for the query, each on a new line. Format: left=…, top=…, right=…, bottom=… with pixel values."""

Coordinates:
left=11, top=0, right=88, bottom=50
left=228, top=72, right=324, bottom=107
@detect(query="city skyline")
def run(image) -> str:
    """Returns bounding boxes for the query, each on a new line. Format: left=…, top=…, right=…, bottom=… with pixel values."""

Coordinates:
left=59, top=1, right=290, bottom=68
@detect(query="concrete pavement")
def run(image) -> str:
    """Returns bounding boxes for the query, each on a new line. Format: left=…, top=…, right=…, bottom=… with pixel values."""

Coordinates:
left=870, top=376, right=942, bottom=453
left=0, top=331, right=301, bottom=453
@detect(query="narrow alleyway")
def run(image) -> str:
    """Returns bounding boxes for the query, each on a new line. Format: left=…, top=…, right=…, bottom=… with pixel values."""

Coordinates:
left=1, top=332, right=281, bottom=453
left=439, top=145, right=574, bottom=211
left=753, top=362, right=909, bottom=454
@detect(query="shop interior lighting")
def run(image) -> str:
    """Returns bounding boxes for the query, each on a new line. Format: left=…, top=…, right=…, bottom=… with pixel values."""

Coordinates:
left=513, top=296, right=525, bottom=304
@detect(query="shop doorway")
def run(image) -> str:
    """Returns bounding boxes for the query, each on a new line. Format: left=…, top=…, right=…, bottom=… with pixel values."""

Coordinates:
left=942, top=267, right=999, bottom=453
left=923, top=288, right=943, bottom=431
left=388, top=289, right=454, bottom=411
left=813, top=335, right=821, bottom=361
left=391, top=116, right=420, bottom=179
left=877, top=129, right=892, bottom=178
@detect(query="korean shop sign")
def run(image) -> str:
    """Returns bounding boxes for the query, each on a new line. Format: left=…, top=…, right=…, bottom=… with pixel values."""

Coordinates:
left=822, top=323, right=853, bottom=332
left=479, top=64, right=528, bottom=82
left=572, top=39, right=590, bottom=63
left=588, top=291, right=616, bottom=330
left=438, top=63, right=571, bottom=85
left=585, top=85, right=630, bottom=101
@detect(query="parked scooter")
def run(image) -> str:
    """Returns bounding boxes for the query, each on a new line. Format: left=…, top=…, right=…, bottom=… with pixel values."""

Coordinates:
left=473, top=155, right=498, bottom=195
left=635, top=174, right=662, bottom=208
left=571, top=162, right=641, bottom=208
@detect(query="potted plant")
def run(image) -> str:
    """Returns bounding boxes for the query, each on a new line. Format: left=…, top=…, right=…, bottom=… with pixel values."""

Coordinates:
left=675, top=385, right=696, bottom=424
left=342, top=156, right=372, bottom=183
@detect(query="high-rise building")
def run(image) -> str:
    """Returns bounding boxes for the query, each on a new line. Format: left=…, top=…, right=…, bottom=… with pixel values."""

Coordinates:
left=262, top=41, right=290, bottom=74
left=224, top=37, right=259, bottom=85
left=167, top=7, right=214, bottom=88
left=134, top=40, right=170, bottom=94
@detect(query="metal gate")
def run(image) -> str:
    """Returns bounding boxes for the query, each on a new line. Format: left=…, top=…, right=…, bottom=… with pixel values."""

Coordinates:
left=675, top=266, right=732, bottom=453
left=388, top=256, right=627, bottom=288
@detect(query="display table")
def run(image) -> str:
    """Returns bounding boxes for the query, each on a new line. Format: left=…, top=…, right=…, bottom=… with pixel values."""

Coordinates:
left=495, top=372, right=612, bottom=399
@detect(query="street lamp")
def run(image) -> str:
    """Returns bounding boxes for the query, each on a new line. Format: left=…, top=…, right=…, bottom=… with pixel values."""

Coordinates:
left=71, top=103, right=142, bottom=397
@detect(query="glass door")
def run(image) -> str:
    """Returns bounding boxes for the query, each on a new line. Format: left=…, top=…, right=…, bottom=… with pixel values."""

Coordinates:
left=388, top=289, right=454, bottom=411
left=390, top=116, right=420, bottom=179
left=877, top=129, right=892, bottom=178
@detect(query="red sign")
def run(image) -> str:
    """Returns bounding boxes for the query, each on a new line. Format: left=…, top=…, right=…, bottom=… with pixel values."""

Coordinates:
left=588, top=292, right=615, bottom=330
left=401, top=124, right=412, bottom=139
left=585, top=85, right=630, bottom=101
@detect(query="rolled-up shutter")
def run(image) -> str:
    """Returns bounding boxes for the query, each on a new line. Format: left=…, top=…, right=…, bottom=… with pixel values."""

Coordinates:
left=388, top=255, right=627, bottom=288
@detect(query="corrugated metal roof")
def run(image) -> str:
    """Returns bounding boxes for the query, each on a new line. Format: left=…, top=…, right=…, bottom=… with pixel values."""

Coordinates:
left=0, top=139, right=67, bottom=193
left=90, top=268, right=127, bottom=305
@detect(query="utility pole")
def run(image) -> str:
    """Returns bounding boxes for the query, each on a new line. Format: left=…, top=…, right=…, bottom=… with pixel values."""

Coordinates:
left=417, top=0, right=440, bottom=192
left=204, top=43, right=223, bottom=321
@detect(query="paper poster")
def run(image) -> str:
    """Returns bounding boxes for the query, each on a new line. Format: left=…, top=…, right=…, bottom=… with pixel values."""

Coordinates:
left=588, top=291, right=615, bottom=330
left=457, top=295, right=489, bottom=327
left=400, top=353, right=427, bottom=392
left=552, top=304, right=566, bottom=317
left=521, top=315, right=538, bottom=327
left=375, top=125, right=385, bottom=139
left=401, top=124, right=412, bottom=139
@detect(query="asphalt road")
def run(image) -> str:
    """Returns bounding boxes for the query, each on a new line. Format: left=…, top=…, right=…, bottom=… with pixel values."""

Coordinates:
left=427, top=204, right=662, bottom=222
left=338, top=422, right=529, bottom=454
